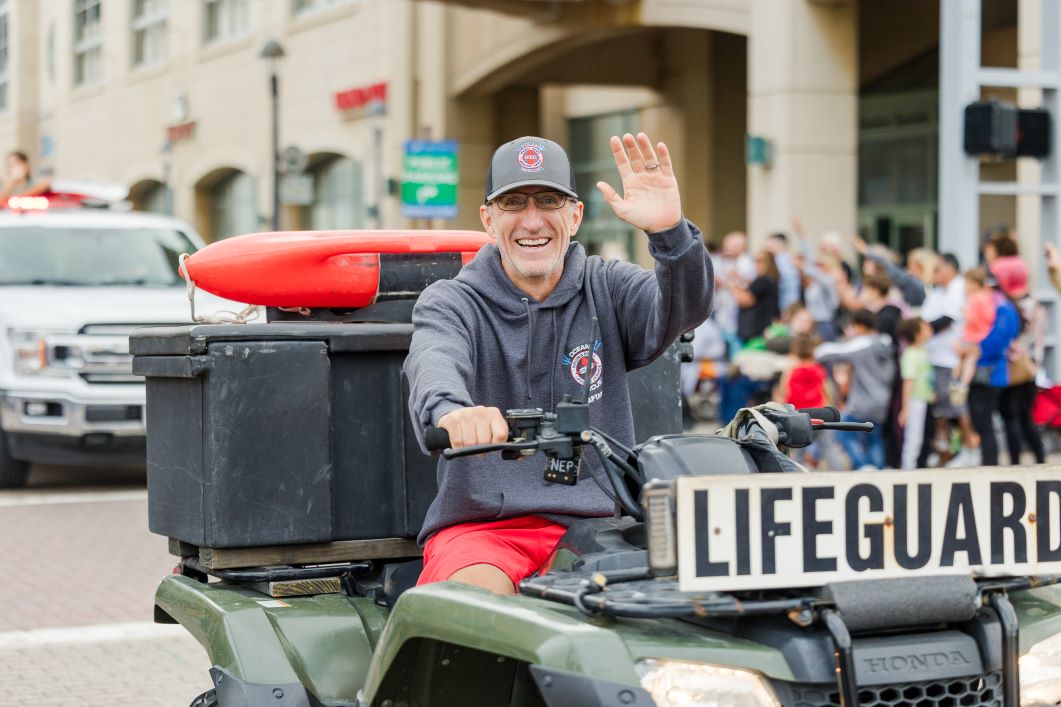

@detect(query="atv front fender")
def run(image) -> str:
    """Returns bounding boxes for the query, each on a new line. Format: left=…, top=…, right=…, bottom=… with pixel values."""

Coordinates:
left=361, top=581, right=791, bottom=706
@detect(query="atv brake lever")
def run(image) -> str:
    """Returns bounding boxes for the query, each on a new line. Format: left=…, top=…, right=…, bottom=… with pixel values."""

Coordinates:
left=442, top=440, right=539, bottom=460
left=813, top=421, right=874, bottom=432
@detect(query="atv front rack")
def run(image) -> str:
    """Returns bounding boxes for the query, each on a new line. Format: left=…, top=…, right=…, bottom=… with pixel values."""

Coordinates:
left=520, top=569, right=823, bottom=621
left=521, top=571, right=1061, bottom=707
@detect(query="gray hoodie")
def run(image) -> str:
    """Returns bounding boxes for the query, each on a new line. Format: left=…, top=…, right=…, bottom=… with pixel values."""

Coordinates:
left=404, top=219, right=713, bottom=543
left=814, top=333, right=896, bottom=423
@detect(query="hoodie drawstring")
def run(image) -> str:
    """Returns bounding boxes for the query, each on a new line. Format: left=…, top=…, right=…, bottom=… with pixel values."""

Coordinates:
left=522, top=297, right=533, bottom=401
left=550, top=310, right=557, bottom=409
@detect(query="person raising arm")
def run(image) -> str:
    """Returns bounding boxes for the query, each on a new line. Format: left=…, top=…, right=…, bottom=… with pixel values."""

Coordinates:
left=403, top=132, right=713, bottom=594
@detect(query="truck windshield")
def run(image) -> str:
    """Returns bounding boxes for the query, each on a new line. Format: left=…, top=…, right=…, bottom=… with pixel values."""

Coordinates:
left=0, top=226, right=197, bottom=286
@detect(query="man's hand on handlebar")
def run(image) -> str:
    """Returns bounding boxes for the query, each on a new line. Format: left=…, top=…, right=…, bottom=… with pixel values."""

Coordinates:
left=437, top=406, right=509, bottom=449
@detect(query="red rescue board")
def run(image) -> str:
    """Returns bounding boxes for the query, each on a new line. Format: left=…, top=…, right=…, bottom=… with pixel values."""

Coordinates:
left=181, top=230, right=490, bottom=308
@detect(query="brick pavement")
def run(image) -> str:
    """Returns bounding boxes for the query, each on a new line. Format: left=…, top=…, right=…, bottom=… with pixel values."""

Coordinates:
left=1, top=626, right=212, bottom=706
left=0, top=499, right=175, bottom=631
left=0, top=472, right=213, bottom=705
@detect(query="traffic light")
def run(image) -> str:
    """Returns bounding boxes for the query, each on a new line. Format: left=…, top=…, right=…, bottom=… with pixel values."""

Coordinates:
left=1017, top=107, right=1050, bottom=158
left=963, top=100, right=1051, bottom=159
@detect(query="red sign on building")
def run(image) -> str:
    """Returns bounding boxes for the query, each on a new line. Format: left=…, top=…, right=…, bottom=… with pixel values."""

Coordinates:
left=167, top=122, right=196, bottom=144
left=334, top=82, right=387, bottom=115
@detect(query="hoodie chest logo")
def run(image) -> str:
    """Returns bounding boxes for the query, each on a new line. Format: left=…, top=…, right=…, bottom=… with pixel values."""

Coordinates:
left=561, top=340, right=603, bottom=399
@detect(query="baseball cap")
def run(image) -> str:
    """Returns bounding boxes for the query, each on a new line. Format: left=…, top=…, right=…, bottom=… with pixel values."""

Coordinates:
left=989, top=255, right=1028, bottom=296
left=484, top=136, right=577, bottom=202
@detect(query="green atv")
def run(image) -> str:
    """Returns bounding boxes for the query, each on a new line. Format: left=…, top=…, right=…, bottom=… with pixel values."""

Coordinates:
left=132, top=247, right=1061, bottom=707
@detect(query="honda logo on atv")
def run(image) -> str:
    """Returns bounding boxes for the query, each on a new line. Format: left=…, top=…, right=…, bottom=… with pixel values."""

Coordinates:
left=863, top=651, right=973, bottom=674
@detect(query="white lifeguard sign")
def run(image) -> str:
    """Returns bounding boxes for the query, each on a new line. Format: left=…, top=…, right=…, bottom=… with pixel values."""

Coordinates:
left=675, top=468, right=1061, bottom=592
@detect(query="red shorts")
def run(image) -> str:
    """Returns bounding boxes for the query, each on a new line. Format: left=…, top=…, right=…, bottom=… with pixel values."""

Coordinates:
left=417, top=515, right=567, bottom=588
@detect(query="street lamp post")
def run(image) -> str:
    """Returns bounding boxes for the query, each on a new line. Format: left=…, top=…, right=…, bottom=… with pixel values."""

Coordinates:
left=260, top=39, right=285, bottom=231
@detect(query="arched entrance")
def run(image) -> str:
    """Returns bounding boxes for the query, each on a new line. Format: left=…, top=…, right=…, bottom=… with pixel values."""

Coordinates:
left=439, top=24, right=747, bottom=260
left=302, top=152, right=364, bottom=230
left=194, top=167, right=258, bottom=242
left=129, top=178, right=172, bottom=215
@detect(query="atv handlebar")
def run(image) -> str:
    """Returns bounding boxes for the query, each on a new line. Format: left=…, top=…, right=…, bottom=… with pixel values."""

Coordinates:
left=424, top=426, right=452, bottom=452
left=800, top=406, right=841, bottom=423
left=425, top=405, right=872, bottom=456
left=422, top=404, right=872, bottom=523
left=795, top=405, right=874, bottom=432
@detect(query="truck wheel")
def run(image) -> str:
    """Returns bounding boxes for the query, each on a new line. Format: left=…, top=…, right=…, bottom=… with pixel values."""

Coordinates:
left=189, top=689, right=218, bottom=707
left=0, top=435, right=29, bottom=488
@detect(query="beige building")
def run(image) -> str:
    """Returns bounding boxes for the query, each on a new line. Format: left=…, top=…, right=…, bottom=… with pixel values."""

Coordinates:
left=0, top=0, right=1028, bottom=266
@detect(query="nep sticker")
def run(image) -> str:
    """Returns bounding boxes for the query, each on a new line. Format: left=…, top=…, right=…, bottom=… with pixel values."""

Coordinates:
left=675, top=469, right=1061, bottom=592
left=256, top=599, right=291, bottom=608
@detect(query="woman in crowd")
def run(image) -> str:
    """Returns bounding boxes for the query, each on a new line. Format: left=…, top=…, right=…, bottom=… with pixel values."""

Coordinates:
left=717, top=251, right=780, bottom=423
left=799, top=252, right=841, bottom=342
left=0, top=151, right=51, bottom=206
left=731, top=249, right=780, bottom=344
left=990, top=253, right=1046, bottom=464
left=965, top=274, right=1022, bottom=466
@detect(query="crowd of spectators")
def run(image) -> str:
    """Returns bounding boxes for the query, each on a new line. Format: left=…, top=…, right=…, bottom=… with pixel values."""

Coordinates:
left=683, top=223, right=1051, bottom=470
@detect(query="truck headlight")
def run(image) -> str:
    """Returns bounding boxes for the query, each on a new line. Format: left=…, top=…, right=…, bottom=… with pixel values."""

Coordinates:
left=10, top=329, right=47, bottom=375
left=9, top=330, right=83, bottom=376
left=636, top=659, right=780, bottom=707
left=1020, top=631, right=1061, bottom=705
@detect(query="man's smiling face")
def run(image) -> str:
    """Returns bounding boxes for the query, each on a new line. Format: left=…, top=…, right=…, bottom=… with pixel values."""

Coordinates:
left=480, top=185, right=583, bottom=300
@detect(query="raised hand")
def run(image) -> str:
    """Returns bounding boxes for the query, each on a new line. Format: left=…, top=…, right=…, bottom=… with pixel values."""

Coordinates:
left=1047, top=242, right=1061, bottom=271
left=596, top=132, right=682, bottom=235
left=848, top=233, right=868, bottom=256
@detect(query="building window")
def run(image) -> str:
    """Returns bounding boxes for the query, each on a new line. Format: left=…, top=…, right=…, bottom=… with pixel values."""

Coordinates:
left=304, top=156, right=363, bottom=229
left=74, top=0, right=103, bottom=86
left=132, top=0, right=168, bottom=68
left=0, top=0, right=9, bottom=112
left=857, top=90, right=938, bottom=254
left=293, top=0, right=351, bottom=16
left=210, top=171, right=257, bottom=240
left=203, top=0, right=249, bottom=45
left=569, top=111, right=639, bottom=260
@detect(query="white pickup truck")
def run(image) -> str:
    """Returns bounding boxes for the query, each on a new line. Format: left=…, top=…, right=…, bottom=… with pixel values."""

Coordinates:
left=0, top=206, right=233, bottom=487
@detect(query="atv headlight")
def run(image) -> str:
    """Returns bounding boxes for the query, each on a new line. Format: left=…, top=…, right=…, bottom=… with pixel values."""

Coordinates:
left=636, top=659, right=780, bottom=707
left=1020, top=631, right=1061, bottom=705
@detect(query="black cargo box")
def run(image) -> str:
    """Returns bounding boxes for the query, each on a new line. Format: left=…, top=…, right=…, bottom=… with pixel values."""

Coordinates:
left=131, top=322, right=683, bottom=550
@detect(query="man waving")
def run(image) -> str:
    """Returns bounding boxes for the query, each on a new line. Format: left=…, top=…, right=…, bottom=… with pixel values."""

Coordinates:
left=404, top=132, right=713, bottom=593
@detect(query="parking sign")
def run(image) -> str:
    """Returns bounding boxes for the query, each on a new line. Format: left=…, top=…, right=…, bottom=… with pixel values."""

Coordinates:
left=402, top=140, right=459, bottom=219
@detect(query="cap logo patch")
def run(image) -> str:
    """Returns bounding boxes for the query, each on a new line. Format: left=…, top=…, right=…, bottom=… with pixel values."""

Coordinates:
left=517, top=142, right=545, bottom=173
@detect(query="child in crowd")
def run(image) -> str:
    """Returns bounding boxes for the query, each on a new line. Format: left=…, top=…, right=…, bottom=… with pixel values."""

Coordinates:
left=815, top=309, right=896, bottom=469
left=951, top=268, right=995, bottom=405
left=897, top=317, right=935, bottom=470
left=779, top=335, right=843, bottom=469
left=780, top=335, right=828, bottom=410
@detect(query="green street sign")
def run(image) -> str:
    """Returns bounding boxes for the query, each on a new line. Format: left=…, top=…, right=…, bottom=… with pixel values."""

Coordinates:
left=402, top=140, right=458, bottom=219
